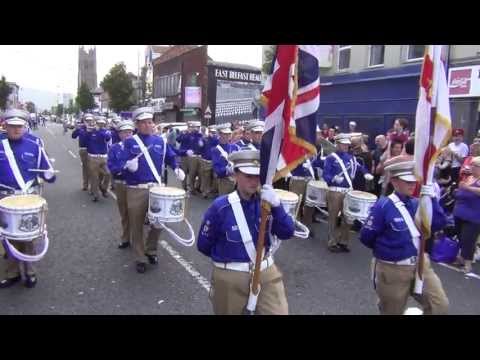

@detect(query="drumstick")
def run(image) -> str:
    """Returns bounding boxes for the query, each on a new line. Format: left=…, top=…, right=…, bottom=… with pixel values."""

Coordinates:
left=28, top=169, right=60, bottom=173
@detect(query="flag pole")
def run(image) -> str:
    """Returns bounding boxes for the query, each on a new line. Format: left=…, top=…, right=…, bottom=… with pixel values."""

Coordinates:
left=243, top=45, right=299, bottom=315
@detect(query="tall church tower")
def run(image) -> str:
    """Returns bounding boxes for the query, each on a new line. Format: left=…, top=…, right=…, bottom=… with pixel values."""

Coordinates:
left=78, top=46, right=97, bottom=92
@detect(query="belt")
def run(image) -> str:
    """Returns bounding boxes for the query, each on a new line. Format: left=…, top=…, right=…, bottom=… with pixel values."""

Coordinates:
left=127, top=182, right=160, bottom=189
left=79, top=147, right=87, bottom=150
left=0, top=186, right=39, bottom=196
left=291, top=176, right=312, bottom=181
left=378, top=256, right=417, bottom=266
left=329, top=186, right=351, bottom=193
left=114, top=179, right=126, bottom=185
left=213, top=256, right=274, bottom=273
left=88, top=153, right=107, bottom=158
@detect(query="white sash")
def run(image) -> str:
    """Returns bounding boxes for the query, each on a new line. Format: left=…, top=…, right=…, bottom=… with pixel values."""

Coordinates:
left=2, top=139, right=31, bottom=193
left=216, top=144, right=229, bottom=160
left=227, top=191, right=257, bottom=263
left=331, top=152, right=353, bottom=189
left=388, top=193, right=420, bottom=251
left=133, top=135, right=162, bottom=185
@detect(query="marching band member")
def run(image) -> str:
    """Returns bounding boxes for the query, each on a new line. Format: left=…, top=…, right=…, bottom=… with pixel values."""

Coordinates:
left=107, top=120, right=135, bottom=249
left=235, top=125, right=253, bottom=149
left=211, top=123, right=239, bottom=195
left=248, top=121, right=264, bottom=150
left=199, top=125, right=219, bottom=199
left=176, top=121, right=203, bottom=193
left=197, top=149, right=295, bottom=314
left=85, top=116, right=111, bottom=202
left=323, top=134, right=373, bottom=253
left=0, top=109, right=56, bottom=289
left=359, top=155, right=449, bottom=315
left=121, top=107, right=185, bottom=274
left=72, top=114, right=92, bottom=191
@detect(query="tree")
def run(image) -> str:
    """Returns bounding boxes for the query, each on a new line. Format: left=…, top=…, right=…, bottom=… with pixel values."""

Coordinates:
left=100, top=63, right=135, bottom=113
left=25, top=101, right=36, bottom=113
left=140, top=65, right=148, bottom=103
left=0, top=76, right=13, bottom=111
left=56, top=104, right=64, bottom=117
left=262, top=45, right=277, bottom=74
left=76, top=82, right=95, bottom=112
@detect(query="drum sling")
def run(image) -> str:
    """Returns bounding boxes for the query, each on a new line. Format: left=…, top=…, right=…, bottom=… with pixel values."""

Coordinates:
left=133, top=135, right=162, bottom=185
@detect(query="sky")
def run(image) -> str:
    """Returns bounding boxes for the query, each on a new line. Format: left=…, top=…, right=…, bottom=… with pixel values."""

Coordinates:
left=0, top=45, right=263, bottom=97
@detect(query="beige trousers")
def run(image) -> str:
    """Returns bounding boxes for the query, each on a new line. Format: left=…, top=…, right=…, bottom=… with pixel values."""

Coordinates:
left=88, top=156, right=110, bottom=198
left=5, top=241, right=36, bottom=279
left=199, top=159, right=213, bottom=197
left=217, top=176, right=236, bottom=195
left=288, top=177, right=313, bottom=225
left=114, top=182, right=130, bottom=244
left=326, top=190, right=350, bottom=247
left=373, top=256, right=449, bottom=315
left=186, top=156, right=201, bottom=192
left=210, top=264, right=289, bottom=315
left=78, top=148, right=89, bottom=189
left=126, top=187, right=161, bottom=263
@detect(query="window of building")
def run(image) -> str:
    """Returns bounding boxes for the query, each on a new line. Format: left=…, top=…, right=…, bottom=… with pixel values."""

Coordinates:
left=368, top=45, right=385, bottom=67
left=337, top=45, right=351, bottom=71
left=407, top=45, right=425, bottom=61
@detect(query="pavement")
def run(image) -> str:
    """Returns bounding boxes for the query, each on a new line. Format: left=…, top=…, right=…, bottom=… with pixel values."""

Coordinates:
left=1, top=122, right=479, bottom=315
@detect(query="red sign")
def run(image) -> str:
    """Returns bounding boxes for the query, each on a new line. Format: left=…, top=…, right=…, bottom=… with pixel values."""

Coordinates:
left=449, top=68, right=472, bottom=96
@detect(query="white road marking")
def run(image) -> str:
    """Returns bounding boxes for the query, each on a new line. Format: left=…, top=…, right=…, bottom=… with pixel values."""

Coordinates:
left=404, top=307, right=423, bottom=315
left=46, top=128, right=55, bottom=137
left=437, top=262, right=480, bottom=280
left=159, top=240, right=211, bottom=292
left=68, top=150, right=77, bottom=159
left=108, top=190, right=117, bottom=200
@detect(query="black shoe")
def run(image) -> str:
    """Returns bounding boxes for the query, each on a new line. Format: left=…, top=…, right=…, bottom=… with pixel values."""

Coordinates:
left=82, top=187, right=88, bottom=191
left=118, top=242, right=130, bottom=249
left=101, top=190, right=108, bottom=198
left=24, top=275, right=37, bottom=288
left=338, top=244, right=351, bottom=253
left=146, top=254, right=158, bottom=265
left=92, top=196, right=98, bottom=202
left=308, top=229, right=316, bottom=239
left=327, top=245, right=343, bottom=253
left=0, top=276, right=21, bottom=289
left=136, top=262, right=147, bottom=274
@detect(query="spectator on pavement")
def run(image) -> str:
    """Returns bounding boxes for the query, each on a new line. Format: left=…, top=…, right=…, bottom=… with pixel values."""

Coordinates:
left=448, top=128, right=469, bottom=184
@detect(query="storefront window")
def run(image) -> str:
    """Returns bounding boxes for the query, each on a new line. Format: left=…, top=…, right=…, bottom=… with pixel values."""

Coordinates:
left=407, top=45, right=425, bottom=61
left=368, top=45, right=385, bottom=67
left=337, top=45, right=351, bottom=71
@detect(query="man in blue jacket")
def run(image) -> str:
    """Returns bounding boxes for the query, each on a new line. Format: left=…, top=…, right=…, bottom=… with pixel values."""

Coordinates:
left=197, top=149, right=295, bottom=314
left=85, top=116, right=111, bottom=202
left=359, top=155, right=449, bottom=315
left=0, top=109, right=56, bottom=289
left=72, top=114, right=93, bottom=191
left=199, top=125, right=219, bottom=199
left=323, top=133, right=373, bottom=253
left=211, top=123, right=239, bottom=195
left=121, top=107, right=185, bottom=274
left=107, top=120, right=135, bottom=249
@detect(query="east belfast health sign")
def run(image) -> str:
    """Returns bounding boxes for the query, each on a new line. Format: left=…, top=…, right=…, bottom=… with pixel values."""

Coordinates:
left=448, top=65, right=480, bottom=98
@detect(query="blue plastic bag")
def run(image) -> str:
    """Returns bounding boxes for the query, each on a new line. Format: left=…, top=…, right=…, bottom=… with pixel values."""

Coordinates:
left=430, top=235, right=459, bottom=263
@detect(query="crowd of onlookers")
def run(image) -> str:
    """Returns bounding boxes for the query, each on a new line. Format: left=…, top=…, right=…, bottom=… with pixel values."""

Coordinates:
left=320, top=118, right=480, bottom=272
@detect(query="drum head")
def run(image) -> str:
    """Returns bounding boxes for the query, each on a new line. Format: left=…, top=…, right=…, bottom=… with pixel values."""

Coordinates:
left=349, top=191, right=377, bottom=200
left=310, top=180, right=328, bottom=189
left=150, top=186, right=185, bottom=196
left=274, top=189, right=299, bottom=202
left=0, top=195, right=46, bottom=210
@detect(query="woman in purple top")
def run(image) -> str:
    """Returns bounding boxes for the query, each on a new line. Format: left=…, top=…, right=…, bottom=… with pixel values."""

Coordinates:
left=453, top=156, right=480, bottom=273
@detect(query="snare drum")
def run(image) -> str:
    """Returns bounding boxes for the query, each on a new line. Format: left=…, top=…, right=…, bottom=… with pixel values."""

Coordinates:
left=0, top=195, right=48, bottom=241
left=148, top=186, right=186, bottom=224
left=343, top=190, right=377, bottom=224
left=305, top=180, right=328, bottom=208
left=274, top=189, right=299, bottom=218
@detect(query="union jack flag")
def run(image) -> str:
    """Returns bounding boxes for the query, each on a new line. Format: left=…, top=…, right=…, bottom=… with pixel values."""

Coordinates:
left=260, top=45, right=321, bottom=185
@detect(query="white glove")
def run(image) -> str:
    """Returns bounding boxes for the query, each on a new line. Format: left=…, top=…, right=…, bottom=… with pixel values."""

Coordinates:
left=226, top=162, right=234, bottom=176
left=261, top=184, right=281, bottom=207
left=175, top=168, right=185, bottom=181
left=364, top=173, right=374, bottom=181
left=186, top=150, right=194, bottom=157
left=302, top=162, right=310, bottom=169
left=420, top=184, right=435, bottom=198
left=198, top=140, right=204, bottom=147
left=333, top=175, right=344, bottom=184
left=125, top=158, right=139, bottom=172
left=44, top=169, right=55, bottom=180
